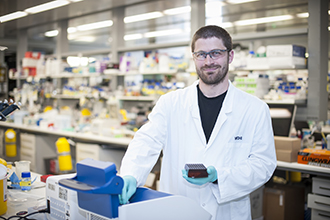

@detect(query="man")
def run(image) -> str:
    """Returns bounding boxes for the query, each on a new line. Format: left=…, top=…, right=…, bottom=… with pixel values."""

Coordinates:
left=119, top=25, right=277, bottom=220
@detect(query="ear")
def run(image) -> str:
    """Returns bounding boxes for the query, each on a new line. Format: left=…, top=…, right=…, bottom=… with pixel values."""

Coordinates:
left=228, top=50, right=234, bottom=64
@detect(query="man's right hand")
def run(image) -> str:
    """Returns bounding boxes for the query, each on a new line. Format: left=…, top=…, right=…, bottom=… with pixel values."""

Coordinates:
left=119, top=175, right=137, bottom=204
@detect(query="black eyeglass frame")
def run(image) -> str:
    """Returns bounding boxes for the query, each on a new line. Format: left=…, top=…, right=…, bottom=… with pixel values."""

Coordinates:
left=192, top=49, right=229, bottom=60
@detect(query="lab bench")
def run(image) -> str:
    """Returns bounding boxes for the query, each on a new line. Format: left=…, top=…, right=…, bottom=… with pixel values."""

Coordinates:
left=0, top=122, right=131, bottom=174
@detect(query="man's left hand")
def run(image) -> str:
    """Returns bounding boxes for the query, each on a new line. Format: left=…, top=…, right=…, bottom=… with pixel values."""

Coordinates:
left=182, top=166, right=217, bottom=186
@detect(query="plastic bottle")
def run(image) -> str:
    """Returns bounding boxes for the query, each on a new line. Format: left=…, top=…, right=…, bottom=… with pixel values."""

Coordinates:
left=20, top=171, right=31, bottom=191
left=5, top=129, right=17, bottom=157
left=0, top=164, right=7, bottom=215
left=56, top=137, right=73, bottom=172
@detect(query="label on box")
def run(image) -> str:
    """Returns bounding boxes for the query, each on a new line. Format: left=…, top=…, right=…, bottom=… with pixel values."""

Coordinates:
left=297, top=149, right=330, bottom=168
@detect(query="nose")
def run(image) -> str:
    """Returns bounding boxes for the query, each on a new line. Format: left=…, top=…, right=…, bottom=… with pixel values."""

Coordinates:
left=204, top=54, right=214, bottom=65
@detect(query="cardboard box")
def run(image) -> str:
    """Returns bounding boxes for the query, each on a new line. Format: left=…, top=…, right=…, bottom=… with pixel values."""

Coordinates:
left=263, top=184, right=305, bottom=220
left=297, top=148, right=330, bottom=168
left=274, top=136, right=301, bottom=162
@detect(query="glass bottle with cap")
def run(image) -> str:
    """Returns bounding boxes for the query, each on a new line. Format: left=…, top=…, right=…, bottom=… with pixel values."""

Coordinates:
left=20, top=171, right=31, bottom=191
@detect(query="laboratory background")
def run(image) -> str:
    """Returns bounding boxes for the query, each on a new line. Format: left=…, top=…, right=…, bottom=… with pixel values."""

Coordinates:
left=0, top=0, right=329, bottom=219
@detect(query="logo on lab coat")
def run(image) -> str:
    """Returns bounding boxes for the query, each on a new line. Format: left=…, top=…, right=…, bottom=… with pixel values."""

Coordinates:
left=234, top=136, right=242, bottom=140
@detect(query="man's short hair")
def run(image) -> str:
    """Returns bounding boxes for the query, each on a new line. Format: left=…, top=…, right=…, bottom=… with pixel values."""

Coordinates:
left=191, top=25, right=233, bottom=53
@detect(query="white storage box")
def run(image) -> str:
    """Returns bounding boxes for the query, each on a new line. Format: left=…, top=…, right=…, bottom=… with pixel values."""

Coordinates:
left=268, top=56, right=306, bottom=69
left=246, top=57, right=269, bottom=69
left=266, top=45, right=306, bottom=57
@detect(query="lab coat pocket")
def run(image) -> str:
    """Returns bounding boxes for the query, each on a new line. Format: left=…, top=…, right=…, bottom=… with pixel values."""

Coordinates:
left=225, top=143, right=251, bottom=166
left=230, top=195, right=251, bottom=220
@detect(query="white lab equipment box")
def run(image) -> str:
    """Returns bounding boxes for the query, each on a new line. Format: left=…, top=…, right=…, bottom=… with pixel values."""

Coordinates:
left=76, top=142, right=126, bottom=170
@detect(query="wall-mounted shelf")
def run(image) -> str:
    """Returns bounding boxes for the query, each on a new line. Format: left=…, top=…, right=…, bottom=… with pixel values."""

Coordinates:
left=103, top=69, right=177, bottom=76
left=118, top=96, right=157, bottom=101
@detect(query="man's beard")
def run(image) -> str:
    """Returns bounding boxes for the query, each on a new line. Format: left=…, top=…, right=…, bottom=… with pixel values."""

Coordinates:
left=196, top=61, right=229, bottom=86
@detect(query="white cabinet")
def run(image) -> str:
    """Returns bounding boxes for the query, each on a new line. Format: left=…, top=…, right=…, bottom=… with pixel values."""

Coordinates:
left=76, top=142, right=125, bottom=171
left=20, top=132, right=58, bottom=174
left=308, top=177, right=330, bottom=220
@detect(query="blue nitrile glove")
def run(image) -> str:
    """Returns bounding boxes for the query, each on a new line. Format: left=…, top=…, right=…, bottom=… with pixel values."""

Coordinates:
left=182, top=166, right=217, bottom=186
left=119, top=175, right=137, bottom=204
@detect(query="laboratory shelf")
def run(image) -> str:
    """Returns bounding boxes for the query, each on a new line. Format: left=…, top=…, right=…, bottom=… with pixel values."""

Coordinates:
left=9, top=72, right=105, bottom=80
left=263, top=99, right=307, bottom=105
left=118, top=96, right=157, bottom=101
left=103, top=69, right=177, bottom=76
left=0, top=122, right=132, bottom=147
left=277, top=161, right=330, bottom=178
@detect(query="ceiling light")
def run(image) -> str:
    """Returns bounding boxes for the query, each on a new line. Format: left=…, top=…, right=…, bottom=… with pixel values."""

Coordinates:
left=206, top=19, right=233, bottom=28
left=25, top=0, right=70, bottom=14
left=297, top=10, right=330, bottom=18
left=124, top=11, right=163, bottom=23
left=0, top=11, right=28, bottom=22
left=234, top=15, right=293, bottom=26
left=76, top=20, right=113, bottom=31
left=226, top=0, right=259, bottom=4
left=297, top=12, right=309, bottom=18
left=68, top=0, right=84, bottom=2
left=67, top=27, right=77, bottom=33
left=163, top=6, right=191, bottom=15
left=144, top=29, right=183, bottom=38
left=205, top=1, right=226, bottom=18
left=45, top=30, right=59, bottom=37
left=68, top=36, right=96, bottom=42
left=0, top=46, right=8, bottom=51
left=124, top=34, right=143, bottom=41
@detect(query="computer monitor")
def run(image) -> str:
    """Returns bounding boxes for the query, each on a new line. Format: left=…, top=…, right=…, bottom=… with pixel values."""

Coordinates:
left=267, top=103, right=297, bottom=137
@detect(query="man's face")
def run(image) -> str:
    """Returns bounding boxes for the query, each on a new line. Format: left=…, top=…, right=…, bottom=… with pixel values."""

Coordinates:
left=193, top=37, right=234, bottom=85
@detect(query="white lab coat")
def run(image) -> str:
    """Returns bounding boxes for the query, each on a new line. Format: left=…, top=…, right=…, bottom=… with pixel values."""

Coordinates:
left=120, top=80, right=277, bottom=220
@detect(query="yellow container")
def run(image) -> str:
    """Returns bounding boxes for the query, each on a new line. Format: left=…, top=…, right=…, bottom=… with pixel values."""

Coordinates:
left=56, top=137, right=73, bottom=172
left=5, top=129, right=17, bottom=157
left=0, top=164, right=7, bottom=215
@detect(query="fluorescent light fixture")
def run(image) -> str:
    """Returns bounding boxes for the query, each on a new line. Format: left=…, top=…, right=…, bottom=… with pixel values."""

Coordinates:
left=25, top=0, right=70, bottom=14
left=76, top=20, right=113, bottom=31
left=0, top=46, right=8, bottom=51
left=45, top=30, right=59, bottom=37
left=0, top=11, right=28, bottom=22
left=68, top=36, right=96, bottom=42
left=124, top=33, right=143, bottom=41
left=297, top=10, right=330, bottom=18
left=67, top=27, right=77, bottom=33
left=205, top=1, right=226, bottom=18
left=226, top=0, right=259, bottom=4
left=206, top=17, right=233, bottom=28
left=234, top=15, right=293, bottom=26
left=124, top=11, right=163, bottom=23
left=297, top=12, right=308, bottom=18
left=68, top=0, right=84, bottom=2
left=163, top=6, right=191, bottom=15
left=144, top=29, right=183, bottom=38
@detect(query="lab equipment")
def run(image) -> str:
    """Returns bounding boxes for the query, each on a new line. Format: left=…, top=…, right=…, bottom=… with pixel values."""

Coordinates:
left=182, top=166, right=218, bottom=186
left=20, top=171, right=32, bottom=191
left=0, top=100, right=21, bottom=121
left=0, top=164, right=7, bottom=215
left=184, top=163, right=208, bottom=178
left=5, top=128, right=17, bottom=157
left=14, top=160, right=30, bottom=181
left=56, top=137, right=73, bottom=172
left=46, top=158, right=212, bottom=220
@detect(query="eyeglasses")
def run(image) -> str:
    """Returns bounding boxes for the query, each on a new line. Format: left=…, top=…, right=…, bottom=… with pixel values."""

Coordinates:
left=192, top=49, right=228, bottom=61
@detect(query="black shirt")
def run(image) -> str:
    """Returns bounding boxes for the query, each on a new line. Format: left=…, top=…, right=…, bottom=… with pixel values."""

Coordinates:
left=197, top=85, right=227, bottom=143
